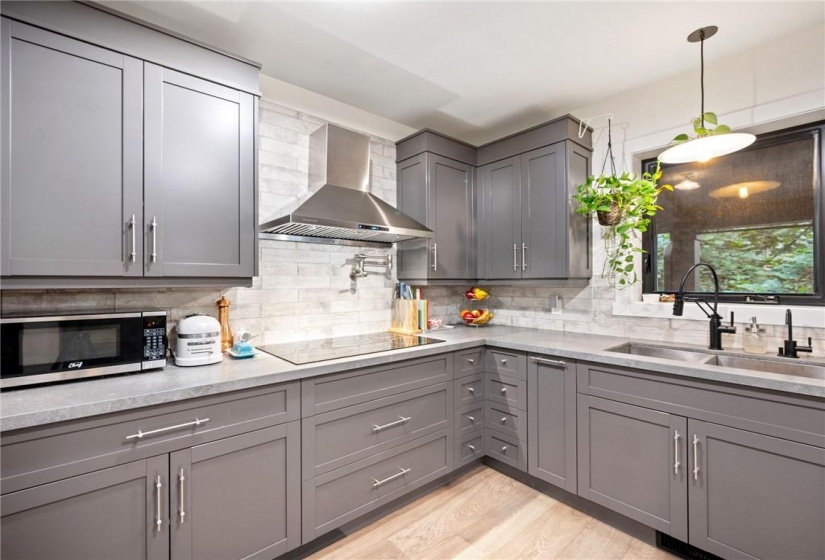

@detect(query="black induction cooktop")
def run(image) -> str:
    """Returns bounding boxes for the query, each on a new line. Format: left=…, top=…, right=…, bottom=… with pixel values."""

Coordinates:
left=257, top=332, right=444, bottom=365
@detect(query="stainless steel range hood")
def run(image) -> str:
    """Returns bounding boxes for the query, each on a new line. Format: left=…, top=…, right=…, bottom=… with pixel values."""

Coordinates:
left=259, top=124, right=433, bottom=245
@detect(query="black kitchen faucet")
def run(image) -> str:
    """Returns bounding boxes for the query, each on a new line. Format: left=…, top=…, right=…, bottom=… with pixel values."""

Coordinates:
left=672, top=263, right=736, bottom=351
left=779, top=309, right=813, bottom=358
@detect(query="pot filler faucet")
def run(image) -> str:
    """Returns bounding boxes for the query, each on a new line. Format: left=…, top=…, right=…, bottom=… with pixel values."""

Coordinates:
left=672, top=263, right=736, bottom=350
left=779, top=309, right=813, bottom=358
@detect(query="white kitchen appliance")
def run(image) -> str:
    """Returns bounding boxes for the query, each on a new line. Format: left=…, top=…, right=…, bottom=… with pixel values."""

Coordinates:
left=174, top=314, right=222, bottom=367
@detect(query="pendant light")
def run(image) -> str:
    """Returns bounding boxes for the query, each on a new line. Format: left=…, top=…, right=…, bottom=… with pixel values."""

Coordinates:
left=658, top=26, right=755, bottom=164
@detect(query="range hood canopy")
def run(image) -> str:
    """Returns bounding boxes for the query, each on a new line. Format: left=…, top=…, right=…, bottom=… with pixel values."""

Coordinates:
left=259, top=123, right=433, bottom=244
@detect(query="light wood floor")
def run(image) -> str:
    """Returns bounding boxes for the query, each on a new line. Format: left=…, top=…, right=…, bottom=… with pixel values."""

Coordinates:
left=308, top=466, right=676, bottom=560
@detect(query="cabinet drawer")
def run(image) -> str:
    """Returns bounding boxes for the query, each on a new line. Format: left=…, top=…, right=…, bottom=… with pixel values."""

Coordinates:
left=454, top=348, right=485, bottom=378
left=455, top=403, right=484, bottom=438
left=457, top=432, right=484, bottom=467
left=485, top=431, right=526, bottom=471
left=455, top=374, right=484, bottom=408
left=487, top=348, right=526, bottom=380
left=577, top=362, right=825, bottom=448
left=303, top=384, right=451, bottom=479
left=486, top=401, right=526, bottom=440
left=302, top=430, right=453, bottom=543
left=1, top=383, right=299, bottom=494
left=486, top=374, right=526, bottom=410
left=302, top=354, right=452, bottom=417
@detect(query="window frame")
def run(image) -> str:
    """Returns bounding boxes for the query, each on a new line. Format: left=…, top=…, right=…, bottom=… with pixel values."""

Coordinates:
left=642, top=121, right=825, bottom=306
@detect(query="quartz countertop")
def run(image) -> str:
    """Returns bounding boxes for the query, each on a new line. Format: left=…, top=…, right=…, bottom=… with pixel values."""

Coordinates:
left=2, top=326, right=823, bottom=431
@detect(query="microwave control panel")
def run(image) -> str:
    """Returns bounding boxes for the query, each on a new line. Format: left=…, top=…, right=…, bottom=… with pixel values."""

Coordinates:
left=143, top=315, right=167, bottom=362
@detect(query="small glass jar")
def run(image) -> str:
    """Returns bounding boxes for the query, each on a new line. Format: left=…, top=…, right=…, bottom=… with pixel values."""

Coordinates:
left=743, top=317, right=767, bottom=354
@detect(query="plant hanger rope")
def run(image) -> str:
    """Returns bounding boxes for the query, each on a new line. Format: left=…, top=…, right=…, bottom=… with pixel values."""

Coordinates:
left=600, top=119, right=618, bottom=177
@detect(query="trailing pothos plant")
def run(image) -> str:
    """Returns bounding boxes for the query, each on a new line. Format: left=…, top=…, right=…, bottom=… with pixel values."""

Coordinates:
left=671, top=111, right=731, bottom=144
left=573, top=121, right=672, bottom=288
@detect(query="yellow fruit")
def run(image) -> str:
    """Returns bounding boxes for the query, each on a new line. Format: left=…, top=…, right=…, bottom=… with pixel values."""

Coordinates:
left=473, top=287, right=489, bottom=300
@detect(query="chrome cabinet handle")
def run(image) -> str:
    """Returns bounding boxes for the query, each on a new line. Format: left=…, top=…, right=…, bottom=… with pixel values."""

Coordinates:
left=468, top=387, right=475, bottom=395
left=150, top=216, right=158, bottom=263
left=501, top=417, right=508, bottom=424
left=128, top=214, right=137, bottom=262
left=530, top=356, right=567, bottom=368
left=501, top=359, right=508, bottom=365
left=467, top=358, right=474, bottom=364
left=522, top=243, right=527, bottom=271
left=500, top=387, right=507, bottom=394
left=501, top=446, right=508, bottom=453
left=692, top=434, right=700, bottom=480
left=431, top=243, right=437, bottom=271
left=467, top=416, right=475, bottom=423
left=126, top=417, right=210, bottom=440
left=513, top=243, right=518, bottom=271
left=373, top=467, right=411, bottom=489
left=468, top=444, right=477, bottom=452
left=674, top=431, right=681, bottom=474
left=373, top=416, right=411, bottom=433
left=155, top=475, right=163, bottom=530
left=178, top=468, right=186, bottom=523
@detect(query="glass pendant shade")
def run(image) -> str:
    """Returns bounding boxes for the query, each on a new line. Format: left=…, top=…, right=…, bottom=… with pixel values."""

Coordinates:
left=658, top=132, right=756, bottom=164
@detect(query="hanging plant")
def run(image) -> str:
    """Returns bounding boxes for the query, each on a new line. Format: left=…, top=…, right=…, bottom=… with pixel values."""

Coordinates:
left=573, top=120, right=673, bottom=288
left=671, top=111, right=732, bottom=144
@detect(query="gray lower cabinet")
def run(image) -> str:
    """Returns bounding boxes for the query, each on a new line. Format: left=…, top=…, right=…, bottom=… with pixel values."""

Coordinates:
left=144, top=64, right=255, bottom=278
left=577, top=395, right=688, bottom=541
left=479, top=141, right=591, bottom=281
left=1, top=455, right=169, bottom=560
left=688, top=420, right=825, bottom=560
left=527, top=355, right=577, bottom=493
left=0, top=19, right=143, bottom=277
left=396, top=152, right=475, bottom=282
left=169, top=422, right=300, bottom=560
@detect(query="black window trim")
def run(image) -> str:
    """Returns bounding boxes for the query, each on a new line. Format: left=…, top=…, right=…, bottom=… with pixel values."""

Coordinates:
left=642, top=121, right=825, bottom=307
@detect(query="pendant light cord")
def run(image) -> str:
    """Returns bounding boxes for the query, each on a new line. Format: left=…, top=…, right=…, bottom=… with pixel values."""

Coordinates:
left=700, top=29, right=705, bottom=129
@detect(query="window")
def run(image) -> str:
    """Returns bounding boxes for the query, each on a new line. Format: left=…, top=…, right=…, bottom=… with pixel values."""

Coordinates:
left=642, top=122, right=824, bottom=305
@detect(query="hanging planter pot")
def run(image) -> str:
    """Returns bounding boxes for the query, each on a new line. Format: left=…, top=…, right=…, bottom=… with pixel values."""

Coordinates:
left=597, top=204, right=623, bottom=226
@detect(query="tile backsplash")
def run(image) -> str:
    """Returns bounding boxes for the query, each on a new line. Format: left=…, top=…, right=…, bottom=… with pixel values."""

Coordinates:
left=2, top=98, right=823, bottom=354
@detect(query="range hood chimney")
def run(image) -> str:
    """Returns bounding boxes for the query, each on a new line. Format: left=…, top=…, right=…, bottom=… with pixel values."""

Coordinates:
left=259, top=123, right=433, bottom=245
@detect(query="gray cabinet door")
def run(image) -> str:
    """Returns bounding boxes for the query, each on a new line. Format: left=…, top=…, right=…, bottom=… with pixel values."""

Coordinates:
left=577, top=395, right=688, bottom=541
left=1, top=20, right=143, bottom=277
left=170, top=422, right=300, bottom=560
left=521, top=144, right=567, bottom=278
left=396, top=154, right=429, bottom=281
left=527, top=356, right=577, bottom=493
left=481, top=156, right=522, bottom=279
left=0, top=455, right=168, bottom=560
left=428, top=155, right=474, bottom=279
left=688, top=420, right=825, bottom=560
left=144, top=63, right=255, bottom=278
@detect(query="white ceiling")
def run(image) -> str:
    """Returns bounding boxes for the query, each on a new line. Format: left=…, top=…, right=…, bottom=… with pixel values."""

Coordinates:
left=101, top=1, right=824, bottom=144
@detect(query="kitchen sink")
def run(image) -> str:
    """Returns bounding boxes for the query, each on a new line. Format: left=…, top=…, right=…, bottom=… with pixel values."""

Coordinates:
left=707, top=355, right=825, bottom=381
left=607, top=343, right=716, bottom=363
left=607, top=343, right=825, bottom=381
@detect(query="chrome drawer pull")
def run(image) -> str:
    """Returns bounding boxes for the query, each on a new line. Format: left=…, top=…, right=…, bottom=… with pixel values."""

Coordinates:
left=500, top=387, right=507, bottom=394
left=468, top=444, right=477, bottom=452
left=178, top=468, right=186, bottom=523
left=522, top=243, right=528, bottom=271
left=150, top=216, right=158, bottom=263
left=500, top=359, right=507, bottom=365
left=126, top=417, right=210, bottom=440
left=674, top=431, right=681, bottom=474
left=530, top=356, right=567, bottom=368
left=468, top=387, right=475, bottom=394
left=501, top=446, right=508, bottom=453
left=155, top=475, right=163, bottom=530
left=513, top=243, right=518, bottom=271
left=467, top=358, right=474, bottom=364
left=373, top=416, right=411, bottom=433
left=373, top=467, right=411, bottom=488
left=467, top=416, right=476, bottom=423
left=432, top=243, right=437, bottom=271
left=501, top=417, right=508, bottom=424
left=693, top=435, right=700, bottom=480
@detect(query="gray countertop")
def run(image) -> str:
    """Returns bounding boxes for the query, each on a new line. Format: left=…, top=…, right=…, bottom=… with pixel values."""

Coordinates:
left=2, top=326, right=823, bottom=431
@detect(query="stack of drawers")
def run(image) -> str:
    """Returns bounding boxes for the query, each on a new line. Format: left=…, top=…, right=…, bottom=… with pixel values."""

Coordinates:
left=300, top=354, right=455, bottom=543
left=453, top=347, right=529, bottom=471
left=484, top=348, right=528, bottom=470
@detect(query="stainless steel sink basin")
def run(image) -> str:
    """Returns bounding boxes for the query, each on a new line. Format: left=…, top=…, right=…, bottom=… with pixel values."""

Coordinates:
left=607, top=343, right=715, bottom=363
left=707, top=355, right=825, bottom=381
left=607, top=343, right=825, bottom=381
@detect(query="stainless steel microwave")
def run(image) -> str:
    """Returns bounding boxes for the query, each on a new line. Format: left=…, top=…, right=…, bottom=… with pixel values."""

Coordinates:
left=1, top=310, right=167, bottom=389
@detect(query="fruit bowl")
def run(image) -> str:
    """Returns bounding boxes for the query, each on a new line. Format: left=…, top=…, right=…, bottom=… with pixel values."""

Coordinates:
left=464, top=286, right=489, bottom=301
left=459, top=309, right=494, bottom=326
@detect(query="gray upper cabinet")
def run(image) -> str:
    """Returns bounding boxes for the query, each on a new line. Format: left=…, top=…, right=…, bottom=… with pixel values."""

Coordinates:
left=1, top=455, right=169, bottom=560
left=0, top=20, right=143, bottom=277
left=0, top=2, right=259, bottom=286
left=527, top=355, right=577, bottom=493
left=144, top=64, right=255, bottom=278
left=688, top=420, right=825, bottom=560
left=479, top=141, right=591, bottom=281
left=396, top=131, right=476, bottom=283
